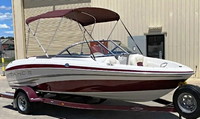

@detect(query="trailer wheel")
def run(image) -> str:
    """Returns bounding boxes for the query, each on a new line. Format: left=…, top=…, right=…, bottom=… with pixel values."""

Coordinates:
left=173, top=84, right=200, bottom=119
left=16, top=92, right=33, bottom=114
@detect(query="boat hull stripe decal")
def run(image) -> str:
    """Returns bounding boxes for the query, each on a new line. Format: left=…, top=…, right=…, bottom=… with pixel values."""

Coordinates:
left=35, top=79, right=184, bottom=92
left=6, top=64, right=193, bottom=74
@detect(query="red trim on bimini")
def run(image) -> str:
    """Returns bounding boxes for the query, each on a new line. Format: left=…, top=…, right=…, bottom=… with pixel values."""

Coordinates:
left=6, top=64, right=193, bottom=74
left=36, top=79, right=184, bottom=92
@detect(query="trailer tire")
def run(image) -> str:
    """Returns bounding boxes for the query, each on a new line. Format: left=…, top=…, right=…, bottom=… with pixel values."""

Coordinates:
left=16, top=92, right=33, bottom=114
left=173, top=84, right=200, bottom=119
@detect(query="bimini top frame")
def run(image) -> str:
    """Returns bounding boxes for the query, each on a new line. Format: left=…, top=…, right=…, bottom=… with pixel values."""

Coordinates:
left=26, top=7, right=142, bottom=58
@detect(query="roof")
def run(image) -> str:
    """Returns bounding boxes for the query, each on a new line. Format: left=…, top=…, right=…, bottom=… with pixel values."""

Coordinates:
left=26, top=7, right=120, bottom=26
left=1, top=39, right=14, bottom=45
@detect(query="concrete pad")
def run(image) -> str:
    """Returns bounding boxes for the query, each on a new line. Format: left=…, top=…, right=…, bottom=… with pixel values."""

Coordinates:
left=186, top=78, right=200, bottom=85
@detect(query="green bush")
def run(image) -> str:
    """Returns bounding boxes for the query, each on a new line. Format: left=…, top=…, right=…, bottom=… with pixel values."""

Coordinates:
left=0, top=57, right=15, bottom=66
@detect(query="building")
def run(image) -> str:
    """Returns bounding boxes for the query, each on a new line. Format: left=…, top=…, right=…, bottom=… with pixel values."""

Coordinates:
left=12, top=0, right=200, bottom=78
left=0, top=38, right=15, bottom=58
left=1, top=39, right=14, bottom=50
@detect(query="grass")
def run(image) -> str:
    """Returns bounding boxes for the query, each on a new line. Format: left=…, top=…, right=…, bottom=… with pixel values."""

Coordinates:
left=0, top=57, right=15, bottom=66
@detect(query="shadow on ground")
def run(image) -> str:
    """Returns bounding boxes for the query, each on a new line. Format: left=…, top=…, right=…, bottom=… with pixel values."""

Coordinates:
left=3, top=99, right=180, bottom=119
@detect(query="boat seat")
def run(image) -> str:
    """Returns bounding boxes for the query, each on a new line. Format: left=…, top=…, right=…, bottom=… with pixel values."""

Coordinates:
left=128, top=54, right=146, bottom=66
left=103, top=57, right=120, bottom=66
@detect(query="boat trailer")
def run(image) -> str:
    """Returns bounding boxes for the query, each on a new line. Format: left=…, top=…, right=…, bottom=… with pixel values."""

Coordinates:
left=1, top=85, right=200, bottom=119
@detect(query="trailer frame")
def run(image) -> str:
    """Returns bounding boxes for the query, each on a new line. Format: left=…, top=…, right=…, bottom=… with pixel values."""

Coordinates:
left=1, top=85, right=200, bottom=119
left=0, top=87, right=176, bottom=112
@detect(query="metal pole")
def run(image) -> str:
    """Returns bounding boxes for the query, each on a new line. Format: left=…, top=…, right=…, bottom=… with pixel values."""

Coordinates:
left=1, top=52, right=5, bottom=76
left=120, top=19, right=143, bottom=55
left=27, top=24, right=49, bottom=57
left=46, top=17, right=64, bottom=52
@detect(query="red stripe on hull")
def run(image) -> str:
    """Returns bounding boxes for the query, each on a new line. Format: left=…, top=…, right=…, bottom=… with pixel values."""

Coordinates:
left=6, top=64, right=193, bottom=74
left=6, top=64, right=65, bottom=71
left=35, top=79, right=184, bottom=92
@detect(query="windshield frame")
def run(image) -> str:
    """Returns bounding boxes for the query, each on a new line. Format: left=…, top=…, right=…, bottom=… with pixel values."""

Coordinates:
left=56, top=40, right=134, bottom=58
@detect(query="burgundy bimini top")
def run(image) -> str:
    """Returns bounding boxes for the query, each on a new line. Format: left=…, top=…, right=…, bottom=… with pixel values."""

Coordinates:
left=26, top=7, right=120, bottom=26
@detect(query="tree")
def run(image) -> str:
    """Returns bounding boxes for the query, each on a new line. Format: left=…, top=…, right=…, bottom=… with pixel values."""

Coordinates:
left=0, top=36, right=5, bottom=39
left=6, top=37, right=14, bottom=40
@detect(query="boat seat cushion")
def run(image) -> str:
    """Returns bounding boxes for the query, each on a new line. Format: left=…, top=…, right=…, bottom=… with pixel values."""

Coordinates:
left=103, top=57, right=120, bottom=65
left=128, top=54, right=146, bottom=66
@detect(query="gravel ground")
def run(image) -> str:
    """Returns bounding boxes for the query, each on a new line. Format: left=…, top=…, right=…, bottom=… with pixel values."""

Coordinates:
left=0, top=76, right=200, bottom=119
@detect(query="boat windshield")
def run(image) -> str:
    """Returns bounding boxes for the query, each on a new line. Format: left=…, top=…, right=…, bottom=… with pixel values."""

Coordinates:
left=57, top=40, right=134, bottom=57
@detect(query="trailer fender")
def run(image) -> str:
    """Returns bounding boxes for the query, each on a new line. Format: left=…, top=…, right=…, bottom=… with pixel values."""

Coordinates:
left=14, top=87, right=43, bottom=102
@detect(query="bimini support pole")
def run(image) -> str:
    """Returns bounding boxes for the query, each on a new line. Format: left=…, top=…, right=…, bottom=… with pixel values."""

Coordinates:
left=106, top=21, right=129, bottom=54
left=27, top=24, right=49, bottom=57
left=26, top=20, right=40, bottom=58
left=79, top=12, right=97, bottom=60
left=80, top=12, right=115, bottom=55
left=106, top=21, right=118, bottom=40
left=46, top=17, right=64, bottom=52
left=120, top=19, right=143, bottom=55
left=26, top=28, right=30, bottom=58
left=78, top=24, right=96, bottom=60
left=81, top=12, right=96, bottom=35
left=82, top=26, right=115, bottom=55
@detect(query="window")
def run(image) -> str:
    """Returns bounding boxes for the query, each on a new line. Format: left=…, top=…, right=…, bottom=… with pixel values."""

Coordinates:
left=146, top=35, right=165, bottom=59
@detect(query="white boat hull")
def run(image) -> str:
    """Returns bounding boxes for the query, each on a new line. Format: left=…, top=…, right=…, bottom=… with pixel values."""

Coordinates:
left=5, top=57, right=193, bottom=102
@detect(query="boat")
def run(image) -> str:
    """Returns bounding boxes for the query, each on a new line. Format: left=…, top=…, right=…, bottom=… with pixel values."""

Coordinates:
left=5, top=7, right=193, bottom=102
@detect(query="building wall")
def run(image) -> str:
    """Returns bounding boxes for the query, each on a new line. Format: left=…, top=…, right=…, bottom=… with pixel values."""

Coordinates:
left=91, top=0, right=200, bottom=78
left=12, top=0, right=26, bottom=59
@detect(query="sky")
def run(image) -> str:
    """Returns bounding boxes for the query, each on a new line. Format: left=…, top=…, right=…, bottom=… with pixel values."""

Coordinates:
left=0, top=0, right=13, bottom=37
